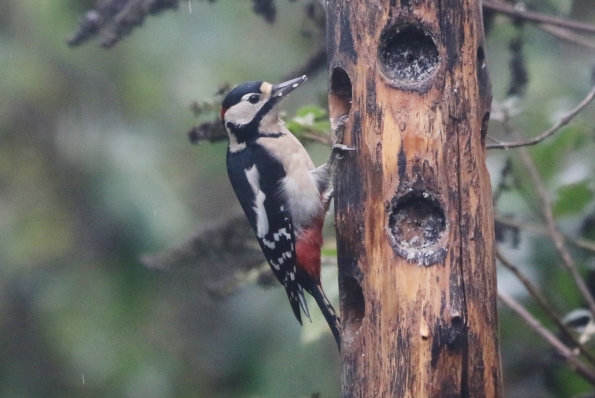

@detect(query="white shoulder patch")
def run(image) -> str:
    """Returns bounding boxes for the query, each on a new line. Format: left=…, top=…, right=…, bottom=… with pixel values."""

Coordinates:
left=245, top=165, right=269, bottom=238
left=228, top=139, right=247, bottom=153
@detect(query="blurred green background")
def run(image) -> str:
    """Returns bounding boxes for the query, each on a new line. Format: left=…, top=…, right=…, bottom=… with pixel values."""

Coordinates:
left=1, top=0, right=595, bottom=397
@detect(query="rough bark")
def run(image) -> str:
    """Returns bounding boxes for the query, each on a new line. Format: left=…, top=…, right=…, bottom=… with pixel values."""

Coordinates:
left=327, top=0, right=502, bottom=396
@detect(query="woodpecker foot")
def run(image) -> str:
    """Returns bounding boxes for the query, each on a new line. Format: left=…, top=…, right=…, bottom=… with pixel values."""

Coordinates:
left=332, top=143, right=356, bottom=160
left=332, top=114, right=349, bottom=145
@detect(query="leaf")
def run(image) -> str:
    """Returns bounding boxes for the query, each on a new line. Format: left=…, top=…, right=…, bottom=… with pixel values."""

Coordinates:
left=286, top=105, right=331, bottom=141
left=553, top=180, right=594, bottom=217
left=295, top=105, right=327, bottom=119
left=285, top=120, right=306, bottom=135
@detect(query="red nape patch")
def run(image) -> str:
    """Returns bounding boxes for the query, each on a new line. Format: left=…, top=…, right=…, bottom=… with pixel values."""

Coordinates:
left=220, top=107, right=227, bottom=121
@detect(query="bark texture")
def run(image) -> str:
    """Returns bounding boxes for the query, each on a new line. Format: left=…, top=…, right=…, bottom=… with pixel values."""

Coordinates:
left=327, top=0, right=502, bottom=396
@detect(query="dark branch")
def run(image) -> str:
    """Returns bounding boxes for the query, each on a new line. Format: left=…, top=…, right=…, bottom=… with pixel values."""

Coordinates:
left=507, top=31, right=528, bottom=97
left=281, top=46, right=327, bottom=81
left=68, top=0, right=180, bottom=48
left=188, top=119, right=227, bottom=144
left=141, top=214, right=272, bottom=296
left=251, top=0, right=277, bottom=23
left=483, top=1, right=595, bottom=34
left=141, top=214, right=259, bottom=270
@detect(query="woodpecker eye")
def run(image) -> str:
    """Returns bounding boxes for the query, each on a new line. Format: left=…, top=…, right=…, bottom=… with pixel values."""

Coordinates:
left=248, top=94, right=260, bottom=104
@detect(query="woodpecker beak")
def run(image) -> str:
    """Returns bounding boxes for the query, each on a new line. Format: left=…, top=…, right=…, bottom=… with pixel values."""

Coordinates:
left=271, top=75, right=307, bottom=98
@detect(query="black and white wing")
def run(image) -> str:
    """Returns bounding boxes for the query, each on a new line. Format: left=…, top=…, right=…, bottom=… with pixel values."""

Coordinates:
left=226, top=145, right=310, bottom=324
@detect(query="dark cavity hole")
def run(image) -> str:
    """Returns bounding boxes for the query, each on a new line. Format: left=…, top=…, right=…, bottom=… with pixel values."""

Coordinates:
left=378, top=24, right=439, bottom=84
left=329, top=67, right=352, bottom=121
left=389, top=191, right=446, bottom=250
left=480, top=111, right=490, bottom=148
left=341, top=275, right=365, bottom=338
left=477, top=46, right=486, bottom=69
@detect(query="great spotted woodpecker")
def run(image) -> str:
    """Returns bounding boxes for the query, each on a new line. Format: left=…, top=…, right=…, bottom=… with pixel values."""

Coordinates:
left=221, top=75, right=345, bottom=349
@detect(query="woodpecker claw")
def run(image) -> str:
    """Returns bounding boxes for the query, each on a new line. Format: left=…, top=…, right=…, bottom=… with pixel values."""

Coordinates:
left=332, top=114, right=349, bottom=144
left=332, top=143, right=356, bottom=151
left=331, top=114, right=355, bottom=160
left=332, top=143, right=357, bottom=160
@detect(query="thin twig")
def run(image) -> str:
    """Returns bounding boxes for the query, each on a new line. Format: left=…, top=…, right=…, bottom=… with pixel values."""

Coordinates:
left=483, top=1, right=595, bottom=35
left=495, top=214, right=595, bottom=253
left=517, top=147, right=595, bottom=317
left=302, top=131, right=332, bottom=145
left=499, top=290, right=595, bottom=385
left=487, top=84, right=595, bottom=150
left=540, top=24, right=595, bottom=52
left=496, top=250, right=595, bottom=366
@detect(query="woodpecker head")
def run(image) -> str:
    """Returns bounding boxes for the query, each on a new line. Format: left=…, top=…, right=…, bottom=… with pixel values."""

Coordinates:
left=221, top=76, right=307, bottom=145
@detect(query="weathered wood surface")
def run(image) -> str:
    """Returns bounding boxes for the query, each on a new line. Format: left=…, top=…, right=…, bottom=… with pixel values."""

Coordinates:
left=327, top=0, right=502, bottom=396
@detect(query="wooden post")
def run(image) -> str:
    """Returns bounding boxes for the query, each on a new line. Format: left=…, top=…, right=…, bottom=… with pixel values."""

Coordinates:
left=327, top=0, right=502, bottom=396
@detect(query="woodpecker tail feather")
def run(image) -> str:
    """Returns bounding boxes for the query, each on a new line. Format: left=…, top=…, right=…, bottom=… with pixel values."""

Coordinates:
left=297, top=285, right=311, bottom=322
left=286, top=284, right=311, bottom=325
left=310, top=283, right=342, bottom=350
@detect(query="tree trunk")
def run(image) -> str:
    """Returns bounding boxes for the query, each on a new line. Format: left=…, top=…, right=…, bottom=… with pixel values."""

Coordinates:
left=327, top=0, right=502, bottom=396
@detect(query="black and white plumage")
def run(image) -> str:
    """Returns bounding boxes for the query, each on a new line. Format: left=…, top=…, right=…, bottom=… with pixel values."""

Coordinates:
left=221, top=76, right=343, bottom=348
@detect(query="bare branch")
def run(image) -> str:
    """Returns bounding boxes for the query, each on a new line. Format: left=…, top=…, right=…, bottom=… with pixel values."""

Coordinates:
left=487, top=84, right=595, bottom=150
left=498, top=290, right=595, bottom=385
left=496, top=214, right=595, bottom=253
left=540, top=24, right=595, bottom=52
left=516, top=147, right=595, bottom=317
left=496, top=250, right=595, bottom=366
left=483, top=1, right=595, bottom=35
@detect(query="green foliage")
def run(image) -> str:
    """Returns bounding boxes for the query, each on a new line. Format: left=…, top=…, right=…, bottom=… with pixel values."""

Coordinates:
left=285, top=105, right=331, bottom=141
left=530, top=125, right=589, bottom=182
left=553, top=180, right=594, bottom=217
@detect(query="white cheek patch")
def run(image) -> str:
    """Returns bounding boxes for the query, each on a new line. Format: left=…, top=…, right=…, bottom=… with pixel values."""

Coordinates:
left=245, top=165, right=269, bottom=238
left=225, top=100, right=265, bottom=126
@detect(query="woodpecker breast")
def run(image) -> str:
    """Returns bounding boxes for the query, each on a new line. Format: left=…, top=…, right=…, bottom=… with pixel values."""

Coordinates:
left=257, top=133, right=324, bottom=233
